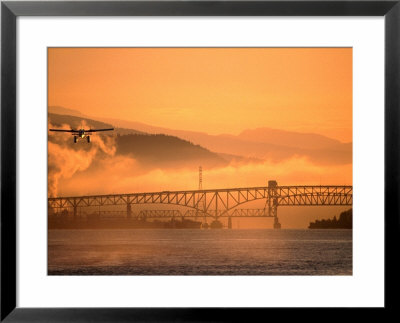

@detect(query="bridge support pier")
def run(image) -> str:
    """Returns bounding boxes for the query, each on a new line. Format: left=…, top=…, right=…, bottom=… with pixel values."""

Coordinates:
left=268, top=180, right=281, bottom=229
left=127, top=204, right=132, bottom=218
left=273, top=216, right=281, bottom=229
left=73, top=206, right=77, bottom=220
left=48, top=203, right=55, bottom=217
left=228, top=217, right=232, bottom=229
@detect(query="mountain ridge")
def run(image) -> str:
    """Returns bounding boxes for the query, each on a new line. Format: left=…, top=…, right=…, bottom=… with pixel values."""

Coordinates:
left=48, top=112, right=232, bottom=169
left=48, top=106, right=352, bottom=165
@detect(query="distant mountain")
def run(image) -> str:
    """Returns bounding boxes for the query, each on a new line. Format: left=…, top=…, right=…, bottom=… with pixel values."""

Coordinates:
left=238, top=127, right=346, bottom=149
left=49, top=113, right=113, bottom=129
left=48, top=113, right=145, bottom=136
left=116, top=133, right=228, bottom=168
left=49, top=106, right=85, bottom=117
left=93, top=117, right=351, bottom=165
left=49, top=106, right=352, bottom=165
left=48, top=112, right=230, bottom=169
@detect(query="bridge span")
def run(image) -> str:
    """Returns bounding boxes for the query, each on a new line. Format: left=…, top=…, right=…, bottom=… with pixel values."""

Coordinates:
left=48, top=181, right=352, bottom=229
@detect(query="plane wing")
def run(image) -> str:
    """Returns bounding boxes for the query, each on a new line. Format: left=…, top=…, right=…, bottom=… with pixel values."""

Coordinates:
left=86, top=128, right=114, bottom=133
left=49, top=129, right=76, bottom=132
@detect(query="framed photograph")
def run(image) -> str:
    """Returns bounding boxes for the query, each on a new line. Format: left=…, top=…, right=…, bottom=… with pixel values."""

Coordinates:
left=1, top=0, right=398, bottom=321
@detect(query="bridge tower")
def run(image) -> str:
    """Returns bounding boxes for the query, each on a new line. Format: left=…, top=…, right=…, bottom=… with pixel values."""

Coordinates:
left=268, top=180, right=281, bottom=229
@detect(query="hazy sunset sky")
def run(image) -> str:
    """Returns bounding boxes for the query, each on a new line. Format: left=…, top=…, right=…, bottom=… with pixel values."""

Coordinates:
left=48, top=48, right=352, bottom=228
left=48, top=48, right=352, bottom=142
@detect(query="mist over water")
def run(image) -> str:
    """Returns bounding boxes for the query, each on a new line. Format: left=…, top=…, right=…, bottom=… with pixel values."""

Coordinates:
left=48, top=229, right=352, bottom=275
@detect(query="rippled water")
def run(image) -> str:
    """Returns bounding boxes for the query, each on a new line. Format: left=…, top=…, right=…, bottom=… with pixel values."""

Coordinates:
left=48, top=229, right=352, bottom=275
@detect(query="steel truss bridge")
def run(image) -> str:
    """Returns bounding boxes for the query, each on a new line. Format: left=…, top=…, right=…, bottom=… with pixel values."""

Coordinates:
left=48, top=182, right=352, bottom=228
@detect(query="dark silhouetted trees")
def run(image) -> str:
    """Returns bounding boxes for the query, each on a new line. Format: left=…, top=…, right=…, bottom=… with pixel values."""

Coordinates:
left=308, top=209, right=352, bottom=229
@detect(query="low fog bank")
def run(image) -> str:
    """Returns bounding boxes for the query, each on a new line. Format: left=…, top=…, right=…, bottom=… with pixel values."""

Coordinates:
left=48, top=113, right=352, bottom=199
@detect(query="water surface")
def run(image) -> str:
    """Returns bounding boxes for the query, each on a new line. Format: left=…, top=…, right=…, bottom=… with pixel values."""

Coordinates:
left=48, top=229, right=352, bottom=275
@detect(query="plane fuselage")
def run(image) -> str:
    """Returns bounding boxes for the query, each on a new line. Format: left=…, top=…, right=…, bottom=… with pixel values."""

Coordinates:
left=78, top=130, right=86, bottom=138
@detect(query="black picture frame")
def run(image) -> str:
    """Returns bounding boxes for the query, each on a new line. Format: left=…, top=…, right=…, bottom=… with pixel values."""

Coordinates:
left=1, top=0, right=399, bottom=321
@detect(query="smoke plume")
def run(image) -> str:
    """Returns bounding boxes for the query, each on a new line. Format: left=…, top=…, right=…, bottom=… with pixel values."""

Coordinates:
left=48, top=121, right=116, bottom=197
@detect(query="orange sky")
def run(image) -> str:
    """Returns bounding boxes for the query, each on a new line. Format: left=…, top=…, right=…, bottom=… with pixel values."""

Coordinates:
left=48, top=48, right=352, bottom=142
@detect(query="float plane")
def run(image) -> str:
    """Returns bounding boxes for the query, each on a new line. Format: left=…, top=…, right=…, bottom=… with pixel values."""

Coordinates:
left=49, top=127, right=114, bottom=143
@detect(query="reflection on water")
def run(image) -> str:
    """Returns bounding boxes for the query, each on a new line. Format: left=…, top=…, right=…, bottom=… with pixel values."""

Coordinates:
left=48, top=229, right=352, bottom=275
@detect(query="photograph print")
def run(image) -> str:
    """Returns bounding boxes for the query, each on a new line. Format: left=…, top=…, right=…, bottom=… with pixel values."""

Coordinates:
left=48, top=48, right=352, bottom=275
